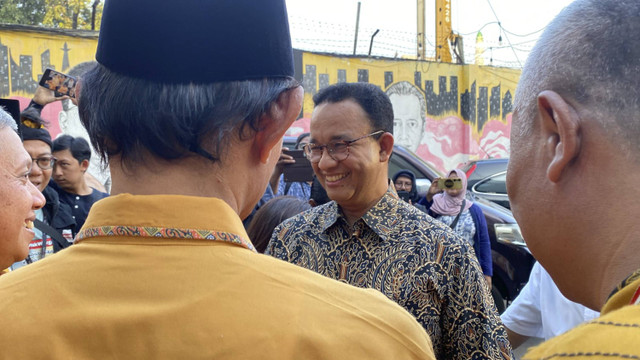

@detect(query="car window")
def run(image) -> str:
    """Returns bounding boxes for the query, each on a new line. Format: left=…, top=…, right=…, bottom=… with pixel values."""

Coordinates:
left=389, top=154, right=428, bottom=180
left=474, top=173, right=507, bottom=194
left=469, top=160, right=508, bottom=181
left=389, top=153, right=433, bottom=196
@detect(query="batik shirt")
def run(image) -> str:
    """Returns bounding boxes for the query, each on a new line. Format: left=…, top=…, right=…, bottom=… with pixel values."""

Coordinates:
left=267, top=185, right=513, bottom=360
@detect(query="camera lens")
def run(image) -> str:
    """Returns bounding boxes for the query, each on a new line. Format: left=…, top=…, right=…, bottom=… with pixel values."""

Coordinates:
left=444, top=179, right=454, bottom=188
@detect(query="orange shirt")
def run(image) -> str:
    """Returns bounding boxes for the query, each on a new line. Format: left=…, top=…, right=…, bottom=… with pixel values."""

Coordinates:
left=0, top=194, right=434, bottom=359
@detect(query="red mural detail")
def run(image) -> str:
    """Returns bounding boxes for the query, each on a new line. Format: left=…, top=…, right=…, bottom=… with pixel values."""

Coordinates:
left=285, top=114, right=511, bottom=174
left=416, top=114, right=511, bottom=172
left=286, top=117, right=310, bottom=137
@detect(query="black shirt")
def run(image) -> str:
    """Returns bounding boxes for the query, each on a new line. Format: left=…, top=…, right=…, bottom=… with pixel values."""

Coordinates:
left=50, top=181, right=109, bottom=230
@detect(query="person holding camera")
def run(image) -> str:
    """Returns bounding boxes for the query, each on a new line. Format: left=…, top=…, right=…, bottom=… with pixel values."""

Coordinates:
left=421, top=168, right=492, bottom=287
left=269, top=132, right=313, bottom=201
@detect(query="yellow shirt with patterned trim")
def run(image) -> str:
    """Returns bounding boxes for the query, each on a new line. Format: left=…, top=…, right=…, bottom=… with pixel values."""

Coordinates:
left=0, top=194, right=435, bottom=359
left=523, top=270, right=640, bottom=359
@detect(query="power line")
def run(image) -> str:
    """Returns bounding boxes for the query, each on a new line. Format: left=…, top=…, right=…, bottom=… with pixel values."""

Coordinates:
left=485, top=0, right=522, bottom=68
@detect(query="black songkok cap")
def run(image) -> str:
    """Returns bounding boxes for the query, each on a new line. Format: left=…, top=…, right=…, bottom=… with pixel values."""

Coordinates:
left=19, top=108, right=52, bottom=148
left=96, top=0, right=295, bottom=84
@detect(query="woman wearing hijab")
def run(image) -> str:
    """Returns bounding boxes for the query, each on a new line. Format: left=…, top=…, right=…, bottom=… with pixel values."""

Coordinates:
left=421, top=169, right=492, bottom=286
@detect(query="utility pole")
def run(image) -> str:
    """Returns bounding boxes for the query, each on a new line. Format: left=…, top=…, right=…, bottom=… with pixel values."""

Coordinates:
left=353, top=2, right=361, bottom=55
left=435, top=0, right=453, bottom=62
left=416, top=0, right=425, bottom=60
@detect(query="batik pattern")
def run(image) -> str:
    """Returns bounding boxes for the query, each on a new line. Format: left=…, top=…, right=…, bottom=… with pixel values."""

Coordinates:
left=267, top=186, right=512, bottom=360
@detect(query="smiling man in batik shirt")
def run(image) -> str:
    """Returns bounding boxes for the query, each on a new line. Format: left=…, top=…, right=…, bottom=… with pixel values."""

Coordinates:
left=267, top=82, right=512, bottom=360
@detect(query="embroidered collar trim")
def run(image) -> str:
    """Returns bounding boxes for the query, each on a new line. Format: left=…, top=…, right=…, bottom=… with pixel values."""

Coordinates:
left=76, top=225, right=256, bottom=252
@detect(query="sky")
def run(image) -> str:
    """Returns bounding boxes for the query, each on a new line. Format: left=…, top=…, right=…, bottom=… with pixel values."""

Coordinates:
left=285, top=0, right=576, bottom=68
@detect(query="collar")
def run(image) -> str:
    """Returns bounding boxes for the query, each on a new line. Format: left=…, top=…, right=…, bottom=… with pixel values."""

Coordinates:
left=76, top=193, right=255, bottom=252
left=602, top=268, right=640, bottom=314
left=317, top=182, right=403, bottom=240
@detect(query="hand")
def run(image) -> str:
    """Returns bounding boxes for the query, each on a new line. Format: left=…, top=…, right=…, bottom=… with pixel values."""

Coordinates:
left=269, top=147, right=296, bottom=194
left=426, top=177, right=443, bottom=202
left=274, top=147, right=296, bottom=175
left=32, top=85, right=70, bottom=106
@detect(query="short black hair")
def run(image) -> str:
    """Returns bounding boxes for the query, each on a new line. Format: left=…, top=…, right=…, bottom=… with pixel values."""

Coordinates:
left=79, top=63, right=299, bottom=168
left=312, top=83, right=394, bottom=135
left=53, top=134, right=92, bottom=163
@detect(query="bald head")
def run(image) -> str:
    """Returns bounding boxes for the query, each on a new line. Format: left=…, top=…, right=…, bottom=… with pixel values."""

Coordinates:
left=515, top=0, right=640, bottom=153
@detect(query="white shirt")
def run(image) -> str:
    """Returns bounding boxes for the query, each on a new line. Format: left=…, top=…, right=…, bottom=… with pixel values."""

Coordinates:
left=501, top=262, right=600, bottom=340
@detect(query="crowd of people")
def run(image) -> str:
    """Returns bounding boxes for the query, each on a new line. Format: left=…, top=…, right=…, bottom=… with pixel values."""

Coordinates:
left=0, top=0, right=639, bottom=358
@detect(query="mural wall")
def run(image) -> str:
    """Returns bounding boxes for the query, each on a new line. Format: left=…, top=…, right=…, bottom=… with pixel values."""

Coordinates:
left=1, top=26, right=520, bottom=173
left=288, top=51, right=520, bottom=173
left=0, top=25, right=98, bottom=137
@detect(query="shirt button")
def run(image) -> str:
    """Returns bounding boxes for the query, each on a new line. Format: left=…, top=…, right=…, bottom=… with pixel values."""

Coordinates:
left=74, top=205, right=79, bottom=209
left=76, top=196, right=80, bottom=200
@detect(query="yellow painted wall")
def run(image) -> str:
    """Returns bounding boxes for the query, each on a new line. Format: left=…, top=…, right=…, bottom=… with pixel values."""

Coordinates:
left=296, top=52, right=521, bottom=170
left=0, top=26, right=98, bottom=135
left=0, top=27, right=98, bottom=97
left=300, top=51, right=520, bottom=136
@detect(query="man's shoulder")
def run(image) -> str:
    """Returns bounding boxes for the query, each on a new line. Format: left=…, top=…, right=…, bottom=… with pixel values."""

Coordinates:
left=523, top=306, right=640, bottom=359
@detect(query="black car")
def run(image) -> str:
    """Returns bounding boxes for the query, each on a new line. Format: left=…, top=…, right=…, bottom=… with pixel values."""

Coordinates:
left=461, top=158, right=509, bottom=189
left=283, top=137, right=533, bottom=312
left=470, top=170, right=510, bottom=209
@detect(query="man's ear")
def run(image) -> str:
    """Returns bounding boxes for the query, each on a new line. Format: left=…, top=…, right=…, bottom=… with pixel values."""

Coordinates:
left=80, top=159, right=90, bottom=172
left=537, top=90, right=581, bottom=183
left=254, top=86, right=304, bottom=164
left=378, top=132, right=394, bottom=162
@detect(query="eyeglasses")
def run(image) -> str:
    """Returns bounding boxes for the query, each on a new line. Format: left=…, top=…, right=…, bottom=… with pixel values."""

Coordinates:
left=394, top=179, right=413, bottom=190
left=303, top=130, right=384, bottom=163
left=31, top=156, right=56, bottom=170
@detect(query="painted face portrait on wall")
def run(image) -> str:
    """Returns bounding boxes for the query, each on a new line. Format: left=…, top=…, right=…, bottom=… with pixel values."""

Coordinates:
left=386, top=81, right=426, bottom=152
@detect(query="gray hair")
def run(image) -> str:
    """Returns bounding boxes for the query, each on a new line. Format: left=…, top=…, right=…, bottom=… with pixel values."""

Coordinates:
left=514, top=0, right=640, bottom=154
left=0, top=107, right=18, bottom=132
left=385, top=81, right=427, bottom=119
left=78, top=63, right=300, bottom=168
